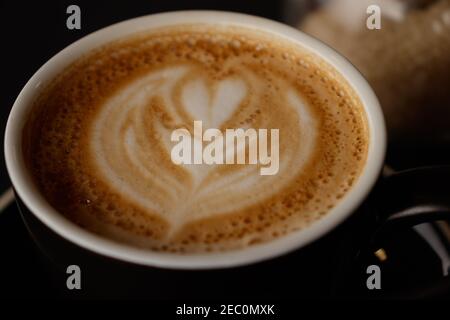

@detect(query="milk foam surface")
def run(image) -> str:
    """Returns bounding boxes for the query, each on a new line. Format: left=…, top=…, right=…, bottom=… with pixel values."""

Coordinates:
left=24, top=25, right=369, bottom=253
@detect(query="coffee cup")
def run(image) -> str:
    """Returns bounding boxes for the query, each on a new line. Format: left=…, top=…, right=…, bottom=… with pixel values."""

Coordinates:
left=5, top=12, right=449, bottom=296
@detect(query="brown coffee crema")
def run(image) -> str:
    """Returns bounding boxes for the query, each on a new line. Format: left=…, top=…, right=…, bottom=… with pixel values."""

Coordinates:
left=23, top=25, right=369, bottom=253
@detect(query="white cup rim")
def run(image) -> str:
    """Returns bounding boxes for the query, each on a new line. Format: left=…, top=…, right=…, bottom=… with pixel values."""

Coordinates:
left=4, top=10, right=386, bottom=269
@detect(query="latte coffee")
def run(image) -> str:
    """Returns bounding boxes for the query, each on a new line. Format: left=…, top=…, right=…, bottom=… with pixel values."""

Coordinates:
left=23, top=24, right=369, bottom=253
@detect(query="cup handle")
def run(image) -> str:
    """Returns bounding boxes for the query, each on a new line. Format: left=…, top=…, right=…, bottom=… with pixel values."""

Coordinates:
left=370, top=166, right=450, bottom=297
left=331, top=166, right=450, bottom=298
left=374, top=165, right=450, bottom=230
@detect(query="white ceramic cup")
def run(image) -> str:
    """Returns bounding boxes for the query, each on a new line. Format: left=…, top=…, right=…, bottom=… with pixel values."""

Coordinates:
left=4, top=11, right=386, bottom=269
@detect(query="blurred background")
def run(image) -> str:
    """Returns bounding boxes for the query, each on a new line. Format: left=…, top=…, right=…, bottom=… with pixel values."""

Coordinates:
left=0, top=0, right=449, bottom=299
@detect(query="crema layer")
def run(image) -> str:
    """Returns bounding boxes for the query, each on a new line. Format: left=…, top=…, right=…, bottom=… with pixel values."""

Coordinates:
left=24, top=25, right=369, bottom=253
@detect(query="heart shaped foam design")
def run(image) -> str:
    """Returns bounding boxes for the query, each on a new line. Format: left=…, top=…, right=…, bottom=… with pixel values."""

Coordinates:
left=183, top=76, right=246, bottom=129
left=90, top=63, right=317, bottom=231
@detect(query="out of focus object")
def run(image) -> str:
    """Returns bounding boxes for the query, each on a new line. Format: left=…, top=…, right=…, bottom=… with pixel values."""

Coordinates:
left=299, top=0, right=450, bottom=143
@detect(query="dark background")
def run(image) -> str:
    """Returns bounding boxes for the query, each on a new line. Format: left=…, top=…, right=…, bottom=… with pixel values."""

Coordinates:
left=1, top=0, right=449, bottom=301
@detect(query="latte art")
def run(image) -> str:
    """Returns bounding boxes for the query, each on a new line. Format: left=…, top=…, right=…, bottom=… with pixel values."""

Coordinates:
left=24, top=25, right=369, bottom=252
